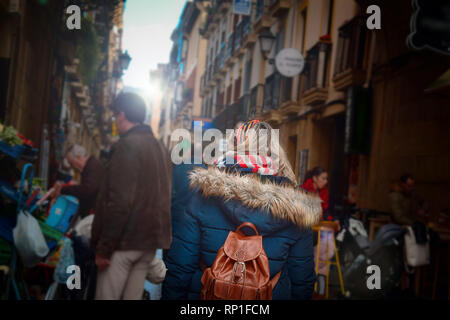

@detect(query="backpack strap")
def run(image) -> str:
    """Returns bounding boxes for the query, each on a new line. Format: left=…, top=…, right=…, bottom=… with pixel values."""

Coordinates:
left=236, top=222, right=259, bottom=236
left=201, top=260, right=207, bottom=271
left=270, top=270, right=282, bottom=288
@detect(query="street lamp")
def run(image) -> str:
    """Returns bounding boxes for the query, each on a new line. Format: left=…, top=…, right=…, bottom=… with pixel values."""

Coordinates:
left=258, top=27, right=276, bottom=64
left=119, top=50, right=132, bottom=71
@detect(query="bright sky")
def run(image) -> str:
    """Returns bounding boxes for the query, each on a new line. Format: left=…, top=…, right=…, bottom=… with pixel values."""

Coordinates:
left=121, top=0, right=187, bottom=93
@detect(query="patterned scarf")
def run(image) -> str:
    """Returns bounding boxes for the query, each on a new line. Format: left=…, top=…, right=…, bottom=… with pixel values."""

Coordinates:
left=214, top=151, right=278, bottom=176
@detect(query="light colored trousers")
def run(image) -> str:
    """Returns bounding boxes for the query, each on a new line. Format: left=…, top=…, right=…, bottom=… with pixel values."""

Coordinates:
left=314, top=230, right=335, bottom=275
left=96, top=250, right=155, bottom=300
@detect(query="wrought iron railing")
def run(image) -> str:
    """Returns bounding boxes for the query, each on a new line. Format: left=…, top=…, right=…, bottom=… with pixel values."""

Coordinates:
left=263, top=72, right=281, bottom=112
left=334, top=16, right=367, bottom=76
left=302, top=41, right=332, bottom=93
left=234, top=22, right=242, bottom=51
left=225, top=32, right=234, bottom=61
left=243, top=16, right=251, bottom=36
left=255, top=0, right=265, bottom=21
left=219, top=43, right=225, bottom=68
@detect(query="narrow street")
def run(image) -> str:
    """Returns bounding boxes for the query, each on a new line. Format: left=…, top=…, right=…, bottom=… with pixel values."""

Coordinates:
left=0, top=0, right=449, bottom=306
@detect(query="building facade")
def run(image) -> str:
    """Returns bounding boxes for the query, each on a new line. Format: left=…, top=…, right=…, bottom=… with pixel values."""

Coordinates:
left=152, top=1, right=208, bottom=147
left=160, top=0, right=450, bottom=220
left=0, top=0, right=127, bottom=187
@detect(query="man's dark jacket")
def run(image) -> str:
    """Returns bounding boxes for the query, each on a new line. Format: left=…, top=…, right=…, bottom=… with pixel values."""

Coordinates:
left=91, top=125, right=172, bottom=258
left=61, top=156, right=104, bottom=218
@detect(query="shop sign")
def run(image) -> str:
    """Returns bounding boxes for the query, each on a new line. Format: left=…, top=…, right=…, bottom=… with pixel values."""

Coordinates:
left=233, top=0, right=251, bottom=16
left=275, top=48, right=305, bottom=78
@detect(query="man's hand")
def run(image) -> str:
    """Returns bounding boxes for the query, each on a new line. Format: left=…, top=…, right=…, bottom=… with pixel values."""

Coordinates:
left=52, top=181, right=62, bottom=199
left=95, top=254, right=111, bottom=271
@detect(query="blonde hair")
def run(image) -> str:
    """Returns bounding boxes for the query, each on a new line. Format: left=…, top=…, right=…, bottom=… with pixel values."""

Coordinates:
left=226, top=121, right=297, bottom=184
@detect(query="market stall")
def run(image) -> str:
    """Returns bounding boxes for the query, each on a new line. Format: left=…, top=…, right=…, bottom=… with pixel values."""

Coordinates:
left=0, top=123, right=70, bottom=300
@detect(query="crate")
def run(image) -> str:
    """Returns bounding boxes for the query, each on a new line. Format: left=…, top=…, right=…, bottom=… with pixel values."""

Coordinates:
left=0, top=141, right=25, bottom=159
left=38, top=220, right=64, bottom=242
left=45, top=195, right=79, bottom=233
left=0, top=141, right=38, bottom=161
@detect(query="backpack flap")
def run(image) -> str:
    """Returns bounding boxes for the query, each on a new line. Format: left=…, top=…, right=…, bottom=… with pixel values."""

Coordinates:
left=223, top=231, right=263, bottom=262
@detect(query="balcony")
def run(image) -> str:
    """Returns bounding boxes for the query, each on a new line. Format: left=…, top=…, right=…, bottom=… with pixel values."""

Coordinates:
left=333, top=16, right=367, bottom=91
left=260, top=72, right=295, bottom=124
left=268, top=0, right=291, bottom=18
left=253, top=0, right=273, bottom=34
left=248, top=84, right=264, bottom=119
left=214, top=103, right=240, bottom=132
left=242, top=16, right=257, bottom=48
left=278, top=77, right=301, bottom=118
left=176, top=88, right=194, bottom=119
left=301, top=40, right=332, bottom=106
left=200, top=74, right=205, bottom=96
left=239, top=93, right=251, bottom=122
left=255, top=0, right=265, bottom=21
left=200, top=0, right=231, bottom=38
left=217, top=0, right=231, bottom=14
left=263, top=73, right=281, bottom=113
left=214, top=55, right=220, bottom=74
left=212, top=56, right=220, bottom=82
left=218, top=45, right=226, bottom=74
left=234, top=22, right=242, bottom=53
left=225, top=32, right=236, bottom=67
left=206, top=64, right=215, bottom=88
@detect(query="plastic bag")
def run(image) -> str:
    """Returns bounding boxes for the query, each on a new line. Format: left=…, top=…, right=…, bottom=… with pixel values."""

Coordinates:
left=74, top=214, right=94, bottom=240
left=146, top=254, right=167, bottom=284
left=404, top=226, right=430, bottom=267
left=13, top=210, right=49, bottom=268
left=53, top=237, right=75, bottom=284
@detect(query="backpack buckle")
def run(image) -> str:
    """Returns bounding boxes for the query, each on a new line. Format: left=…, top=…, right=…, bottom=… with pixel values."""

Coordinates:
left=234, top=261, right=245, bottom=273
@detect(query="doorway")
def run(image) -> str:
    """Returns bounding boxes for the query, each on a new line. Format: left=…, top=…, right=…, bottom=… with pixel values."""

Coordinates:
left=328, top=113, right=347, bottom=213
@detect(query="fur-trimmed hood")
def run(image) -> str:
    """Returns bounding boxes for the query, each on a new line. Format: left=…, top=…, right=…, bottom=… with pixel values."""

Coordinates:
left=188, top=167, right=322, bottom=228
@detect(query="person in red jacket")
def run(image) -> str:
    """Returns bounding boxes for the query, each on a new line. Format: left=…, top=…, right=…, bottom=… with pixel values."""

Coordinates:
left=302, top=166, right=334, bottom=294
left=302, top=166, right=330, bottom=220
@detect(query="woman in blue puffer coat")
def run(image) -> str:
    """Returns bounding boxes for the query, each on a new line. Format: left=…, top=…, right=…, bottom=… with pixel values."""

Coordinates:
left=162, top=120, right=322, bottom=300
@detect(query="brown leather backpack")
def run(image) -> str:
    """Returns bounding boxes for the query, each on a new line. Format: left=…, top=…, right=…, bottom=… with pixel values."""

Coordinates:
left=200, top=222, right=281, bottom=300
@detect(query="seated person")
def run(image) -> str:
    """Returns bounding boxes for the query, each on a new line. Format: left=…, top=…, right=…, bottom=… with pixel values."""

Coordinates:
left=389, top=173, right=427, bottom=225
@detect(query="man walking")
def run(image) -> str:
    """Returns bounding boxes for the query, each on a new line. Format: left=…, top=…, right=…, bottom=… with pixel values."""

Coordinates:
left=91, top=92, right=172, bottom=300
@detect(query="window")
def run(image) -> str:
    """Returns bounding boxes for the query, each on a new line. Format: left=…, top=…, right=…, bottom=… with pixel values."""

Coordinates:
left=275, top=27, right=285, bottom=54
left=263, top=73, right=281, bottom=112
left=256, top=0, right=265, bottom=20
left=226, top=84, right=232, bottom=105
left=234, top=76, right=241, bottom=103
left=249, top=85, right=258, bottom=117
left=281, top=76, right=292, bottom=103
left=243, top=58, right=253, bottom=93
left=302, top=41, right=332, bottom=92
left=334, top=16, right=367, bottom=76
left=327, top=0, right=334, bottom=35
left=300, top=8, right=308, bottom=54
left=181, top=38, right=189, bottom=60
